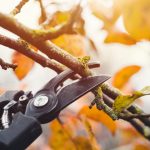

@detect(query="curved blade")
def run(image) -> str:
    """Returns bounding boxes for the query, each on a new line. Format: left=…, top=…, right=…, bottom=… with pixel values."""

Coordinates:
left=37, top=62, right=101, bottom=94
left=57, top=75, right=110, bottom=111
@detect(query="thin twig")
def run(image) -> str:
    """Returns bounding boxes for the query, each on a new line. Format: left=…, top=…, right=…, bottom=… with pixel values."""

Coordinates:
left=119, top=113, right=150, bottom=120
left=0, top=34, right=65, bottom=73
left=103, top=94, right=150, bottom=140
left=0, top=58, right=17, bottom=70
left=38, top=0, right=47, bottom=24
left=101, top=83, right=150, bottom=126
left=33, top=4, right=82, bottom=40
left=10, top=0, right=29, bottom=16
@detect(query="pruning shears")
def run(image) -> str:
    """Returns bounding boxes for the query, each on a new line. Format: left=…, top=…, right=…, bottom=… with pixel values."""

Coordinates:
left=0, top=62, right=110, bottom=150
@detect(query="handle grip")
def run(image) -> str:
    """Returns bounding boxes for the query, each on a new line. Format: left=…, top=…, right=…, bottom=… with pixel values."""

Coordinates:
left=0, top=112, right=42, bottom=150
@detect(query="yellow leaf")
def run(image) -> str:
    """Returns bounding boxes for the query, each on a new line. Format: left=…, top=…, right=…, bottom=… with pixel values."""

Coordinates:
left=139, top=86, right=150, bottom=95
left=79, top=106, right=116, bottom=135
left=104, top=29, right=137, bottom=45
left=112, top=65, right=141, bottom=89
left=113, top=86, right=150, bottom=114
left=120, top=0, right=150, bottom=40
left=44, top=11, right=70, bottom=29
left=12, top=52, right=34, bottom=80
left=52, top=34, right=86, bottom=57
left=88, top=0, right=120, bottom=29
left=113, top=95, right=138, bottom=114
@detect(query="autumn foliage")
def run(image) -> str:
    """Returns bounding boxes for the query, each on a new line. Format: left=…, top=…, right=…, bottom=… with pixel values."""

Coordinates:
left=0, top=0, right=150, bottom=150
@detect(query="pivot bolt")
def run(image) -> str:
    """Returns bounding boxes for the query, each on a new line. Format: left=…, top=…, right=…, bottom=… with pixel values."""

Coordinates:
left=33, top=95, right=49, bottom=107
left=19, top=95, right=27, bottom=102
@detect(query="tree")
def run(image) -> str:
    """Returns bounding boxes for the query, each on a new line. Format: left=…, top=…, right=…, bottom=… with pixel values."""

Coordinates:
left=0, top=0, right=150, bottom=149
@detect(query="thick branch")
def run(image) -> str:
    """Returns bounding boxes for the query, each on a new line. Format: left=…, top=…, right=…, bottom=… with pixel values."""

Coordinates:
left=0, top=12, right=91, bottom=77
left=0, top=34, right=65, bottom=73
left=10, top=0, right=29, bottom=15
left=0, top=7, right=149, bottom=140
left=0, top=58, right=17, bottom=70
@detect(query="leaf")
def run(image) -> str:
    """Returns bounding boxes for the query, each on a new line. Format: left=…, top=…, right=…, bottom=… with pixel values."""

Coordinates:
left=112, top=65, right=141, bottom=89
left=113, top=86, right=150, bottom=114
left=73, top=136, right=94, bottom=150
left=113, top=95, right=139, bottom=114
left=81, top=117, right=101, bottom=150
left=79, top=106, right=116, bottom=135
left=52, top=34, right=86, bottom=57
left=43, top=11, right=70, bottom=29
left=104, top=29, right=137, bottom=45
left=0, top=88, right=5, bottom=94
left=138, top=86, right=150, bottom=95
left=133, top=140, right=150, bottom=150
left=73, top=15, right=85, bottom=35
left=119, top=0, right=150, bottom=40
left=12, top=52, right=34, bottom=80
left=88, top=0, right=120, bottom=29
left=49, top=120, right=97, bottom=150
left=49, top=120, right=76, bottom=150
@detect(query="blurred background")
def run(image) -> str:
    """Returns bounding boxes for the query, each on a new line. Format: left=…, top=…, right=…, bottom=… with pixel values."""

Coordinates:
left=0, top=0, right=150, bottom=150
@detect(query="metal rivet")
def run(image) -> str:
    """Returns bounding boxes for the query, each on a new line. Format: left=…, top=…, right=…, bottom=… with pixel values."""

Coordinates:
left=19, top=95, right=27, bottom=102
left=33, top=95, right=49, bottom=107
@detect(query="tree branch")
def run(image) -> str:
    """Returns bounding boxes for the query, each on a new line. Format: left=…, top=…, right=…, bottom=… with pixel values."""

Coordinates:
left=0, top=34, right=65, bottom=73
left=10, top=0, right=29, bottom=16
left=38, top=0, right=47, bottom=24
left=0, top=5, right=149, bottom=140
left=101, top=83, right=150, bottom=126
left=0, top=12, right=91, bottom=77
left=33, top=4, right=82, bottom=40
left=119, top=113, right=150, bottom=120
left=102, top=94, right=150, bottom=140
left=0, top=58, right=17, bottom=70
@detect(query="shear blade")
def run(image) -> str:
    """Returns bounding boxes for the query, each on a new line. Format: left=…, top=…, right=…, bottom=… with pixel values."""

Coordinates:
left=57, top=75, right=110, bottom=111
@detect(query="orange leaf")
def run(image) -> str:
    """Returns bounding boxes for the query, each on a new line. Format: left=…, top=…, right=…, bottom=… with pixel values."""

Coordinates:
left=52, top=34, right=86, bottom=57
left=73, top=136, right=93, bottom=150
left=112, top=65, right=141, bottom=89
left=104, top=30, right=136, bottom=45
left=0, top=88, right=5, bottom=94
left=133, top=140, right=150, bottom=150
left=81, top=116, right=101, bottom=150
left=49, top=119, right=101, bottom=150
left=78, top=106, right=116, bottom=135
left=49, top=120, right=76, bottom=150
left=12, top=52, right=34, bottom=80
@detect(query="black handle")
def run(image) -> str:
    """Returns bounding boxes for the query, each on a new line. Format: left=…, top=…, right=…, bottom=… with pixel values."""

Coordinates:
left=0, top=112, right=42, bottom=150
